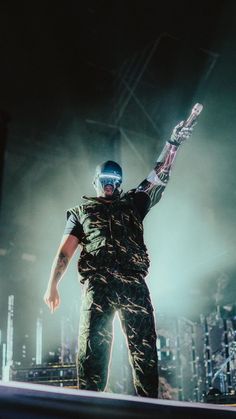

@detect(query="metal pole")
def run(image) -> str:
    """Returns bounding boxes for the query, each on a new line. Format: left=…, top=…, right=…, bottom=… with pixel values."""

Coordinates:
left=36, top=309, right=43, bottom=365
left=202, top=315, right=213, bottom=392
left=2, top=343, right=6, bottom=380
left=223, top=319, right=232, bottom=393
left=191, top=324, right=199, bottom=401
left=3, top=295, right=14, bottom=381
left=175, top=318, right=184, bottom=401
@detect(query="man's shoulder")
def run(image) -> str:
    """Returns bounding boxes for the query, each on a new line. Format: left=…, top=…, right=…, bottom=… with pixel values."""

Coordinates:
left=122, top=189, right=151, bottom=220
left=122, top=189, right=149, bottom=203
left=66, top=197, right=99, bottom=219
left=66, top=201, right=87, bottom=220
left=121, top=189, right=136, bottom=201
left=66, top=205, right=80, bottom=220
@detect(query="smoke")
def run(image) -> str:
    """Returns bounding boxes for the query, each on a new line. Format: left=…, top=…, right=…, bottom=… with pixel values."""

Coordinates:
left=118, top=113, right=236, bottom=319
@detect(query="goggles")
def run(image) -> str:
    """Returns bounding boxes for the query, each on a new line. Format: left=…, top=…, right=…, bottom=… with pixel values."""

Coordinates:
left=97, top=173, right=122, bottom=188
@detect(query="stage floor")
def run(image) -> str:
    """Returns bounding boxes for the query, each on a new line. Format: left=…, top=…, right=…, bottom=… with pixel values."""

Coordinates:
left=0, top=381, right=236, bottom=419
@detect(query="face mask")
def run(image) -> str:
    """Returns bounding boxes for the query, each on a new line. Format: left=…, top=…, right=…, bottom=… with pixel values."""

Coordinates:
left=93, top=161, right=123, bottom=196
left=94, top=173, right=122, bottom=196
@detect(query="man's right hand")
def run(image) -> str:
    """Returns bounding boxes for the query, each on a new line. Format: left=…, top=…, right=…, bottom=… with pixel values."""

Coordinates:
left=43, top=234, right=80, bottom=314
left=44, top=285, right=61, bottom=313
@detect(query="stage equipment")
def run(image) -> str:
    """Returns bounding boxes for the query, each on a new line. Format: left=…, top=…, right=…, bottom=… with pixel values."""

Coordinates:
left=202, top=315, right=213, bottom=392
left=36, top=310, right=43, bottom=365
left=2, top=295, right=14, bottom=381
left=10, top=363, right=77, bottom=388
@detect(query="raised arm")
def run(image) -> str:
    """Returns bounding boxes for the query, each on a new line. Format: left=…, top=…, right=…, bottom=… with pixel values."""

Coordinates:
left=136, top=121, right=195, bottom=209
left=44, top=234, right=80, bottom=313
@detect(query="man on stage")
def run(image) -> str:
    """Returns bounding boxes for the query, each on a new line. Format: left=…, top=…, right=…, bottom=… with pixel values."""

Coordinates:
left=44, top=115, right=197, bottom=397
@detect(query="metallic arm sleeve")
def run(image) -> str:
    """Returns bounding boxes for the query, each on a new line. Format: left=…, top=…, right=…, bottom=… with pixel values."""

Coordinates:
left=136, top=140, right=180, bottom=208
left=136, top=104, right=202, bottom=209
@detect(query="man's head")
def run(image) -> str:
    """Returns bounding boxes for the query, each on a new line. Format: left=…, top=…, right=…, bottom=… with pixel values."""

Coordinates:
left=93, top=160, right=122, bottom=198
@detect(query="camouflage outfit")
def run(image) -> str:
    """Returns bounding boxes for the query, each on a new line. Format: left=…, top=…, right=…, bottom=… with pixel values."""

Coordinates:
left=78, top=271, right=157, bottom=396
left=65, top=140, right=181, bottom=397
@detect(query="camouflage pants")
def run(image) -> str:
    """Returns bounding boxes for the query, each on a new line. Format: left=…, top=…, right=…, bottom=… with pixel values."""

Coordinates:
left=77, top=271, right=158, bottom=397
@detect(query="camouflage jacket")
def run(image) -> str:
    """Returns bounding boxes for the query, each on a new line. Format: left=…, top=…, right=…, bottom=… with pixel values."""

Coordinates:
left=67, top=191, right=151, bottom=279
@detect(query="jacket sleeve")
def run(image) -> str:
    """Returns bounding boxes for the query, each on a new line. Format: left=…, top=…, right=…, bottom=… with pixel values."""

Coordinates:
left=135, top=140, right=180, bottom=209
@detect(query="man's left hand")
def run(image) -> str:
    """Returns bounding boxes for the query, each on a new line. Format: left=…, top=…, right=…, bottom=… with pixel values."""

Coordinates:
left=170, top=121, right=196, bottom=145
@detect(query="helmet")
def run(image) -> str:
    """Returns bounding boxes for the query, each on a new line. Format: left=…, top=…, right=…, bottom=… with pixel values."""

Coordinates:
left=93, top=160, right=122, bottom=195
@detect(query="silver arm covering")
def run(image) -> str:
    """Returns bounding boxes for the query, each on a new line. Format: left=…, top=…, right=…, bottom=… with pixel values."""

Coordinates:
left=136, top=141, right=180, bottom=209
